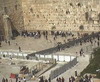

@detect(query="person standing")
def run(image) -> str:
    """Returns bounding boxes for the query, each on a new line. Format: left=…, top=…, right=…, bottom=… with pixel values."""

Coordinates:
left=69, top=77, right=71, bottom=82
left=62, top=77, right=65, bottom=82
left=8, top=41, right=10, bottom=45
left=2, top=78, right=5, bottom=82
left=59, top=77, right=61, bottom=82
left=23, top=77, right=26, bottom=82
left=48, top=77, right=51, bottom=82
left=16, top=75, right=18, bottom=82
left=44, top=79, right=48, bottom=82
left=5, top=78, right=8, bottom=82
left=0, top=42, right=1, bottom=47
left=56, top=78, right=59, bottom=82
left=75, top=70, right=78, bottom=77
left=19, top=46, right=21, bottom=52
left=97, top=41, right=99, bottom=47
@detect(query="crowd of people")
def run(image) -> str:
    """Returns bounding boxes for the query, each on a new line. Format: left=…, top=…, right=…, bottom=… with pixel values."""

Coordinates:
left=2, top=78, right=8, bottom=82
left=55, top=74, right=93, bottom=82
left=0, top=30, right=83, bottom=52
left=21, top=30, right=79, bottom=41
left=56, top=77, right=65, bottom=82
left=1, top=76, right=27, bottom=82
left=20, top=66, right=29, bottom=74
left=39, top=76, right=51, bottom=82
left=69, top=76, right=76, bottom=82
left=0, top=30, right=87, bottom=53
left=79, top=74, right=93, bottom=82
left=1, top=74, right=93, bottom=82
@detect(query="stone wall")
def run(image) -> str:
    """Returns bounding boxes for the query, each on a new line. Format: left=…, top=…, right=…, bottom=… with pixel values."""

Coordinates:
left=0, top=0, right=5, bottom=40
left=21, top=0, right=100, bottom=31
left=0, top=0, right=100, bottom=35
left=3, top=0, right=24, bottom=32
left=0, top=0, right=24, bottom=33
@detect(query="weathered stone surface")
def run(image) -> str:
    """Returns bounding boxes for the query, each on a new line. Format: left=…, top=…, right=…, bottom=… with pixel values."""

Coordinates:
left=0, top=0, right=100, bottom=40
left=0, top=0, right=24, bottom=33
left=3, top=15, right=12, bottom=40
left=21, top=0, right=100, bottom=31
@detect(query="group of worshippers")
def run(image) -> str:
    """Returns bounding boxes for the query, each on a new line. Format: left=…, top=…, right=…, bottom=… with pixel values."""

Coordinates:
left=79, top=74, right=93, bottom=82
left=56, top=77, right=65, bottom=82
left=69, top=76, right=76, bottom=82
left=21, top=30, right=76, bottom=40
left=15, top=77, right=26, bottom=82
left=2, top=78, right=8, bottom=82
left=20, top=66, right=29, bottom=74
left=39, top=76, right=51, bottom=82
left=1, top=73, right=27, bottom=82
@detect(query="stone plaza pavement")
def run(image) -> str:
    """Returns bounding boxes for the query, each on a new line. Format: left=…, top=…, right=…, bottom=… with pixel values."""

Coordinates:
left=0, top=34, right=100, bottom=82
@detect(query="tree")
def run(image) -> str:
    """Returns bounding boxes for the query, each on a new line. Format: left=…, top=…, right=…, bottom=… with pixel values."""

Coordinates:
left=70, top=3, right=73, bottom=6
left=51, top=26, right=56, bottom=30
left=77, top=3, right=81, bottom=7
left=79, top=25, right=84, bottom=31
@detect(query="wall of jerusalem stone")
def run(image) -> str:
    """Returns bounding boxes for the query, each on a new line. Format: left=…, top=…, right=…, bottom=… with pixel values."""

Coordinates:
left=0, top=0, right=100, bottom=35
left=0, top=0, right=24, bottom=33
left=0, top=0, right=5, bottom=39
left=21, top=0, right=100, bottom=31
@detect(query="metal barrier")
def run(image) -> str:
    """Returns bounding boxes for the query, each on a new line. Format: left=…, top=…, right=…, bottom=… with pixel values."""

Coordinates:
left=49, top=57, right=78, bottom=80
left=35, top=54, right=75, bottom=62
left=0, top=51, right=28, bottom=59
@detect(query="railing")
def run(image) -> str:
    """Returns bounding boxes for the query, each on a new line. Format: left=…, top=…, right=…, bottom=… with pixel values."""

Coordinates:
left=35, top=53, right=75, bottom=62
left=49, top=57, right=78, bottom=80
left=0, top=51, right=28, bottom=59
